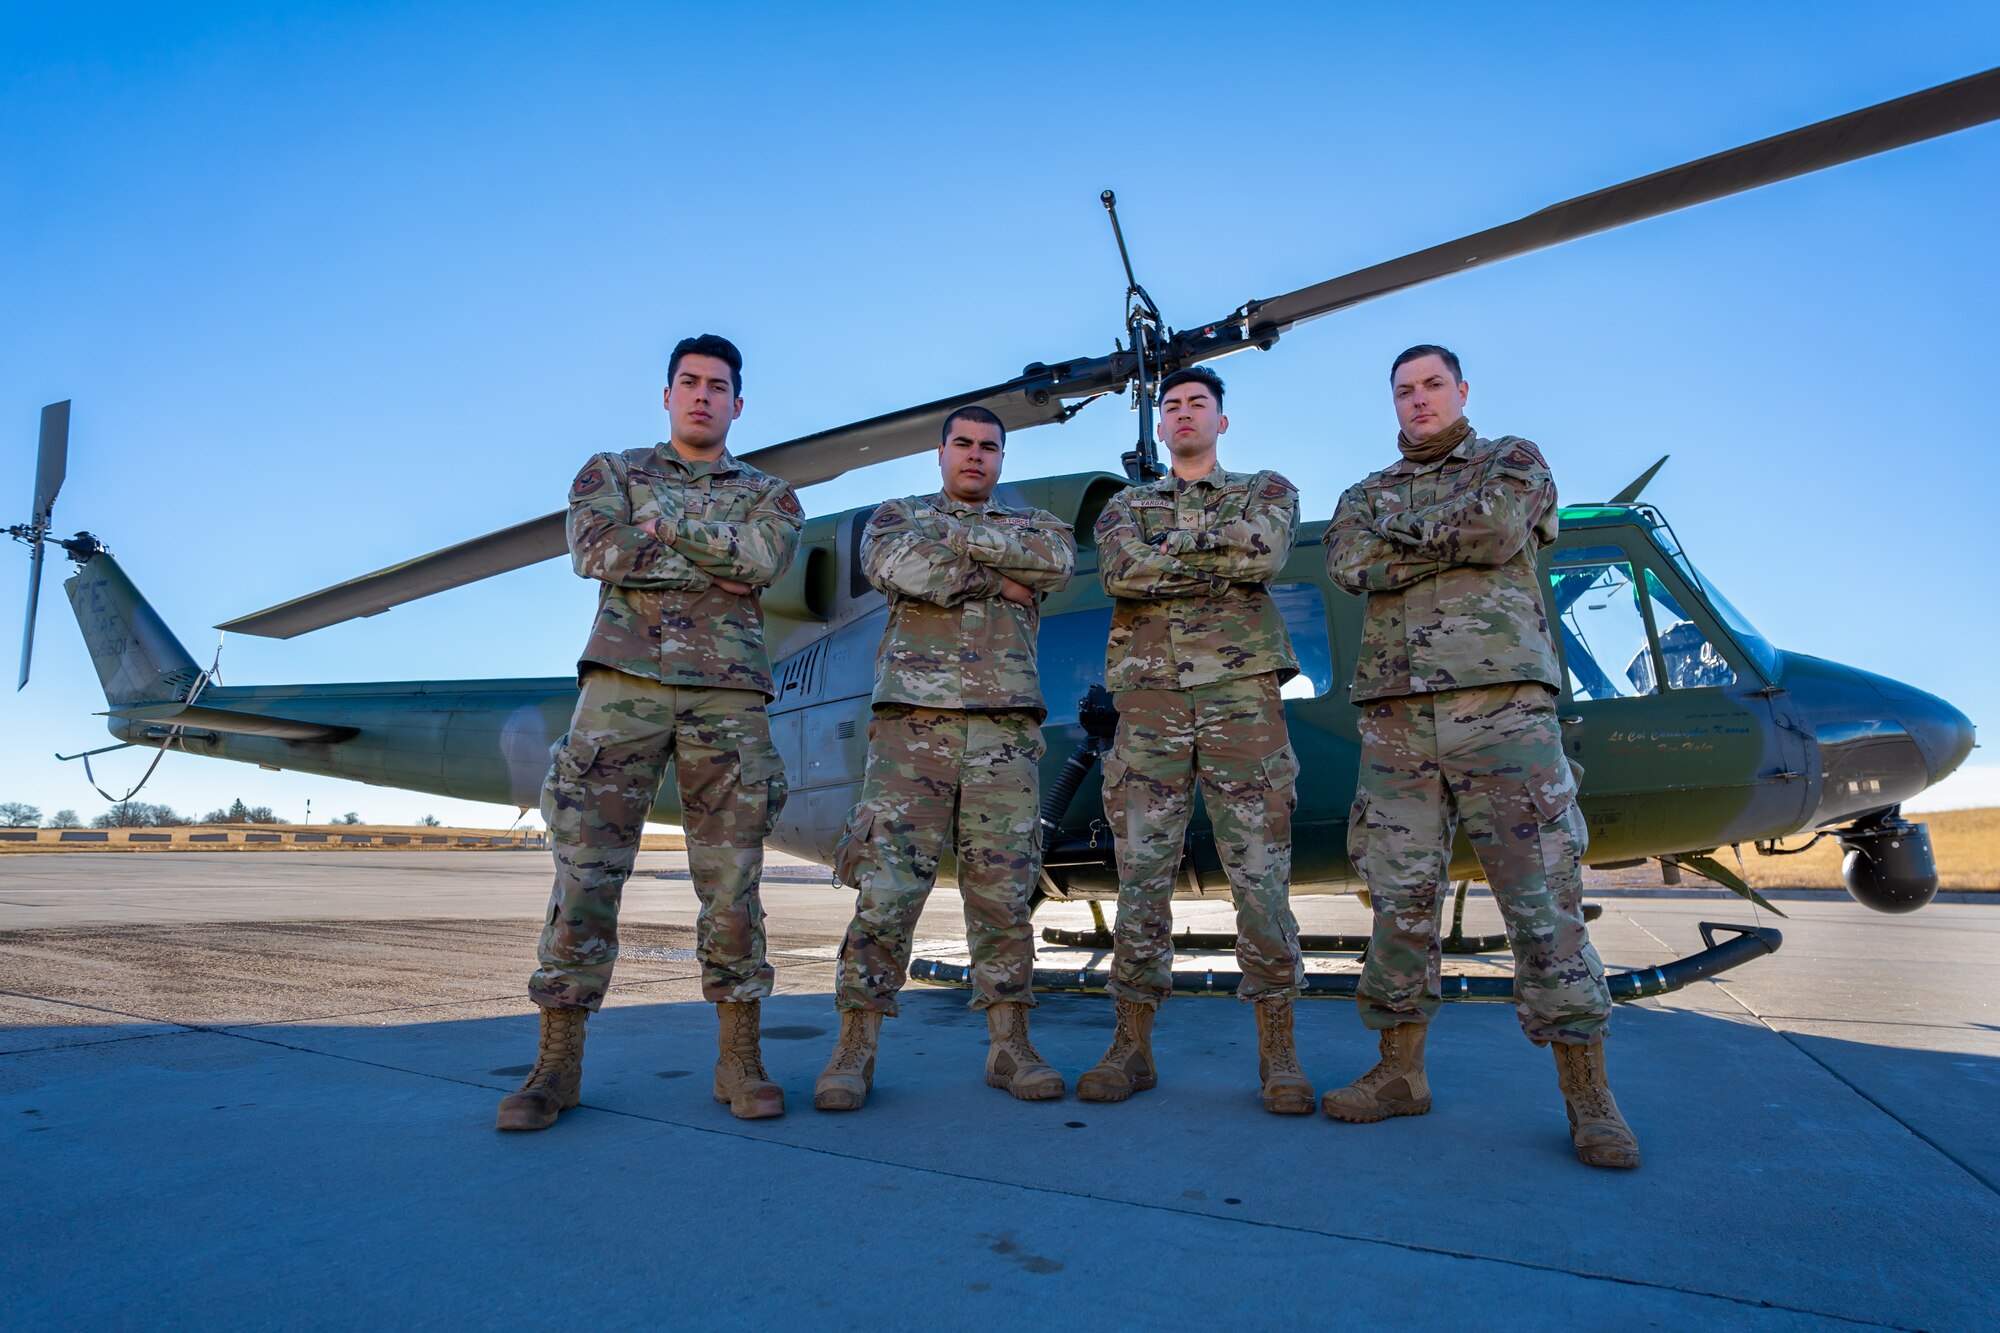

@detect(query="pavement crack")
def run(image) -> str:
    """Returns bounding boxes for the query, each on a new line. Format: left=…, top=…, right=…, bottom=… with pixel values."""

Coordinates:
left=0, top=988, right=198, bottom=1031
left=1711, top=979, right=2000, bottom=1199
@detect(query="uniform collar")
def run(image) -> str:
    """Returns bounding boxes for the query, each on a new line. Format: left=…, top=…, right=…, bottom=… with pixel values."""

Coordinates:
left=930, top=490, right=1008, bottom=518
left=1156, top=463, right=1226, bottom=492
left=1384, top=435, right=1477, bottom=477
left=652, top=444, right=743, bottom=477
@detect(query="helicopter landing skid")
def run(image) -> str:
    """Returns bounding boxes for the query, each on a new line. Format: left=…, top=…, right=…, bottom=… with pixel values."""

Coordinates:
left=909, top=920, right=1781, bottom=1001
left=1036, top=901, right=1604, bottom=958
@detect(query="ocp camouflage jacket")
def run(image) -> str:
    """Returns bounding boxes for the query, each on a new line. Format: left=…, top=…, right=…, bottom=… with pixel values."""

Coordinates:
left=1325, top=431, right=1563, bottom=703
left=1094, top=465, right=1300, bottom=693
left=861, top=492, right=1074, bottom=719
left=566, top=444, right=802, bottom=698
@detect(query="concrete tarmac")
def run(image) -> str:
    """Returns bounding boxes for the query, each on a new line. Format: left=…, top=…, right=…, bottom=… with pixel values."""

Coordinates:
left=2, top=852, right=1995, bottom=1328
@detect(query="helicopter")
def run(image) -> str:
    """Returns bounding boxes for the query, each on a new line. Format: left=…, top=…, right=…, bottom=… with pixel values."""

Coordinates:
left=11, top=67, right=1990, bottom=1001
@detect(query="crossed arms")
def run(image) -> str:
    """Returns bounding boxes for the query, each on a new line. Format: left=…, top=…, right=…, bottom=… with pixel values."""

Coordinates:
left=1096, top=480, right=1298, bottom=600
left=567, top=457, right=803, bottom=594
left=863, top=498, right=1076, bottom=607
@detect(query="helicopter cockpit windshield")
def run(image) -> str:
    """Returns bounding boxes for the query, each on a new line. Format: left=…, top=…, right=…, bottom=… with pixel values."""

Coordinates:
left=1549, top=534, right=1771, bottom=702
left=1640, top=514, right=1781, bottom=679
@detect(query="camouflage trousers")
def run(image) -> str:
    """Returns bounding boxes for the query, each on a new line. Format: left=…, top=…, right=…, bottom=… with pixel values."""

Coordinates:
left=1102, top=673, right=1305, bottom=1007
left=1349, top=680, right=1609, bottom=1045
left=831, top=706, right=1045, bottom=1015
left=529, top=666, right=787, bottom=1011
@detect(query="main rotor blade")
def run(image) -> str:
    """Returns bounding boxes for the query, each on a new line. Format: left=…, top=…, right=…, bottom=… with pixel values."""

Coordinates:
left=18, top=540, right=44, bottom=690
left=1240, top=66, right=2000, bottom=337
left=216, top=510, right=568, bottom=639
left=217, top=373, right=1112, bottom=638
left=222, top=69, right=2000, bottom=642
left=742, top=376, right=1085, bottom=488
left=33, top=400, right=69, bottom=526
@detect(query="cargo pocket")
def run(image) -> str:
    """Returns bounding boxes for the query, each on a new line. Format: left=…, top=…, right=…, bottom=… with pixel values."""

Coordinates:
left=1346, top=789, right=1371, bottom=881
left=1097, top=753, right=1130, bottom=846
left=542, top=733, right=601, bottom=837
left=1260, top=743, right=1301, bottom=840
left=1528, top=761, right=1588, bottom=878
left=735, top=739, right=789, bottom=842
left=831, top=803, right=876, bottom=887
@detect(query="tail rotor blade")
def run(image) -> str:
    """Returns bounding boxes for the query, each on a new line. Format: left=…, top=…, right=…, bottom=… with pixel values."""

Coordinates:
left=34, top=400, right=69, bottom=527
left=18, top=540, right=45, bottom=690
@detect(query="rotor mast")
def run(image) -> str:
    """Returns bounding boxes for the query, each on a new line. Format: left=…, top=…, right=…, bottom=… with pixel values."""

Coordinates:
left=1101, top=191, right=1166, bottom=482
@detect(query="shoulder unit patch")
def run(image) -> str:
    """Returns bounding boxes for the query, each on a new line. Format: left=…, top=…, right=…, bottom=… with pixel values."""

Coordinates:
left=570, top=465, right=607, bottom=500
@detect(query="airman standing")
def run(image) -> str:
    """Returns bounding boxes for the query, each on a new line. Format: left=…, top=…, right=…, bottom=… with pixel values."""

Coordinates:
left=1323, top=343, right=1637, bottom=1168
left=813, top=406, right=1076, bottom=1110
left=1080, top=366, right=1313, bottom=1115
left=498, top=333, right=804, bottom=1130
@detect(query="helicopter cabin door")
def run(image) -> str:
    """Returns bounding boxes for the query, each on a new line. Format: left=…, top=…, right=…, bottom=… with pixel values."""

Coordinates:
left=1543, top=531, right=1796, bottom=865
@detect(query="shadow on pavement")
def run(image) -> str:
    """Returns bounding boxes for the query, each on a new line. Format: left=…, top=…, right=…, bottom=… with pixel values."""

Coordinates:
left=3, top=990, right=1995, bottom=1327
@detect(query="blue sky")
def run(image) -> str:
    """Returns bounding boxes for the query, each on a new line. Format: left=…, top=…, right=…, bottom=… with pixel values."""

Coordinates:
left=3, top=2, right=1996, bottom=825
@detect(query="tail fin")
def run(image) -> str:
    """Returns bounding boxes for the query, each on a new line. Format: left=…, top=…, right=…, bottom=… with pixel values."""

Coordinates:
left=63, top=542, right=202, bottom=705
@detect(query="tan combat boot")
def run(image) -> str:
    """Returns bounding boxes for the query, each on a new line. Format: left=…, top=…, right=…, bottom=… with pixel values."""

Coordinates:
left=813, top=1009, right=883, bottom=1112
left=1553, top=1036, right=1641, bottom=1169
left=1076, top=998, right=1157, bottom=1103
left=984, top=1002, right=1066, bottom=1101
left=713, top=1000, right=785, bottom=1120
left=1254, top=997, right=1315, bottom=1115
left=1321, top=1022, right=1431, bottom=1123
left=495, top=1005, right=587, bottom=1131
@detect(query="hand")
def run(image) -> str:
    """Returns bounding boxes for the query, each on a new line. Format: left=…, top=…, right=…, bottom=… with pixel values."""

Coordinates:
left=998, top=576, right=1035, bottom=607
left=713, top=577, right=753, bottom=596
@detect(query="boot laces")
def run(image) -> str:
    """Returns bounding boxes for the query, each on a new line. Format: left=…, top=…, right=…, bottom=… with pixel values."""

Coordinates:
left=1562, top=1045, right=1615, bottom=1121
left=999, top=1008, right=1050, bottom=1067
left=828, top=1018, right=873, bottom=1074
left=723, top=1008, right=770, bottom=1080
left=1100, top=1006, right=1143, bottom=1066
left=1352, top=1029, right=1415, bottom=1092
left=1260, top=1005, right=1303, bottom=1077
left=525, top=1010, right=583, bottom=1090
left=1352, top=1056, right=1399, bottom=1092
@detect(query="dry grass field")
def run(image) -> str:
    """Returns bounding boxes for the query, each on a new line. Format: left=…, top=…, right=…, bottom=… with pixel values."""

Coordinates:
left=1739, top=806, right=1998, bottom=891
left=0, top=824, right=686, bottom=854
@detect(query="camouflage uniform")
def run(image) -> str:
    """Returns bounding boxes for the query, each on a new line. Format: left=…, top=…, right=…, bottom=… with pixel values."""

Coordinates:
left=1094, top=465, right=1306, bottom=1006
left=831, top=493, right=1075, bottom=1013
left=531, top=444, right=803, bottom=1011
left=1327, top=428, right=1610, bottom=1045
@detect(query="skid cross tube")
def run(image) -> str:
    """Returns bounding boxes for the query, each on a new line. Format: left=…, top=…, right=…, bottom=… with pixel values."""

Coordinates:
left=913, top=921, right=1780, bottom=999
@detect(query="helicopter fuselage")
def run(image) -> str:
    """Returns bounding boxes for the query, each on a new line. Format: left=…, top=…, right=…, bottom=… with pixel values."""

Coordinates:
left=69, top=470, right=1974, bottom=905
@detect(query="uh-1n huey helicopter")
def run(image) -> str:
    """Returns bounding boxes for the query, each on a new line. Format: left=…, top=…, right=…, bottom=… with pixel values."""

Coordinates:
left=11, top=68, right=1990, bottom=1002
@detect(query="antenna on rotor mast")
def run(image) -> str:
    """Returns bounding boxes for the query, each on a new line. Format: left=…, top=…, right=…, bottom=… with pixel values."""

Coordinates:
left=1101, top=191, right=1166, bottom=482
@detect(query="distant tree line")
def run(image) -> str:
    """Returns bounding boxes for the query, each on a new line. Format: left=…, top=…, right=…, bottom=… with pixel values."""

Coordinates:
left=0, top=798, right=295, bottom=829
left=3, top=801, right=446, bottom=829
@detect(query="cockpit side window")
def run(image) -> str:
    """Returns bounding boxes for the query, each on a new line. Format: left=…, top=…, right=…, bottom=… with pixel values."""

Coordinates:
left=1549, top=545, right=1659, bottom=701
left=1642, top=569, right=1737, bottom=689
